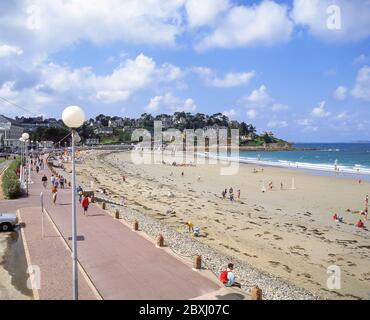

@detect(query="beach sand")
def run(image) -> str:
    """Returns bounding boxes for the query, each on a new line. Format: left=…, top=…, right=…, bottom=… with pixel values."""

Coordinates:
left=67, top=150, right=370, bottom=300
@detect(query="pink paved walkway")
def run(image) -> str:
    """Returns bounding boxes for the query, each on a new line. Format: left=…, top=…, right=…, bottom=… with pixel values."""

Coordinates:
left=5, top=158, right=220, bottom=300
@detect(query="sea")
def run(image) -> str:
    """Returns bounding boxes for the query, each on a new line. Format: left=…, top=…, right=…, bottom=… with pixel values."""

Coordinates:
left=214, top=143, right=370, bottom=179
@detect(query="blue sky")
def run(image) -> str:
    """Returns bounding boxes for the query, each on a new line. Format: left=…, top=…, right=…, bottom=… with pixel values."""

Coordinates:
left=0, top=0, right=369, bottom=142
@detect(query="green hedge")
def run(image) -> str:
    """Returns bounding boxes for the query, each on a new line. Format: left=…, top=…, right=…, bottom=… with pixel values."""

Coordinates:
left=2, top=158, right=21, bottom=199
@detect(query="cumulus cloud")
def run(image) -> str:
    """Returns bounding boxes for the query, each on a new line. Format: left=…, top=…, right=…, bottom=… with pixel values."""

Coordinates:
left=0, top=44, right=23, bottom=58
left=291, top=0, right=370, bottom=43
left=145, top=93, right=197, bottom=113
left=185, top=0, right=230, bottom=28
left=194, top=67, right=255, bottom=87
left=311, top=101, right=331, bottom=118
left=246, top=85, right=271, bottom=105
left=196, top=0, right=293, bottom=50
left=0, top=0, right=185, bottom=59
left=333, top=86, right=347, bottom=100
left=351, top=66, right=370, bottom=101
left=222, top=108, right=238, bottom=118
left=0, top=53, right=186, bottom=117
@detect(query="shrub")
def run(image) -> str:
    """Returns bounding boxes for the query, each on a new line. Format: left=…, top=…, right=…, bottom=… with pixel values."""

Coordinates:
left=2, top=158, right=21, bottom=199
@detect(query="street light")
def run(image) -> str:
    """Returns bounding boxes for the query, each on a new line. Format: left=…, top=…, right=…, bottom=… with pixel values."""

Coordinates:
left=19, top=137, right=24, bottom=185
left=22, top=133, right=30, bottom=195
left=62, top=105, right=85, bottom=301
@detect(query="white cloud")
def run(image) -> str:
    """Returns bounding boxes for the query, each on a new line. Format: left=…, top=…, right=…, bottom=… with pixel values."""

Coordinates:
left=145, top=93, right=197, bottom=113
left=246, top=85, right=271, bottom=105
left=0, top=53, right=187, bottom=118
left=0, top=44, right=23, bottom=58
left=223, top=108, right=238, bottom=118
left=212, top=71, right=255, bottom=88
left=0, top=0, right=186, bottom=59
left=311, top=101, right=331, bottom=118
left=246, top=109, right=257, bottom=119
left=351, top=66, right=370, bottom=101
left=291, top=0, right=370, bottom=43
left=194, top=67, right=255, bottom=87
left=334, top=111, right=349, bottom=120
left=271, top=103, right=289, bottom=111
left=181, top=98, right=197, bottom=112
left=145, top=96, right=163, bottom=112
left=185, top=0, right=230, bottom=28
left=196, top=0, right=293, bottom=50
left=267, top=120, right=288, bottom=128
left=333, top=86, right=347, bottom=100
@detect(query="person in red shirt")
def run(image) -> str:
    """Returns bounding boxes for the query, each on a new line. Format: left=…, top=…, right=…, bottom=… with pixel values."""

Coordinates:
left=356, top=219, right=364, bottom=229
left=82, top=195, right=89, bottom=216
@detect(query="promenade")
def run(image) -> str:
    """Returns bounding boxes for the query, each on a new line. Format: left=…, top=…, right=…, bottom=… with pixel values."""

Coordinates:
left=1, top=158, right=227, bottom=300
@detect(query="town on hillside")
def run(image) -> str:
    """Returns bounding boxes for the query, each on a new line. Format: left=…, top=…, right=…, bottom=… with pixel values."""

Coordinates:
left=0, top=112, right=290, bottom=153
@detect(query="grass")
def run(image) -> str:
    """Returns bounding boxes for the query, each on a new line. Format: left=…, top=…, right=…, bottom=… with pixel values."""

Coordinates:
left=1, top=157, right=21, bottom=199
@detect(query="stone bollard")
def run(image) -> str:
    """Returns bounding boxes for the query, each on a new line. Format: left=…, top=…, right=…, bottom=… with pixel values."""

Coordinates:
left=157, top=234, right=164, bottom=247
left=251, top=286, right=262, bottom=300
left=102, top=202, right=106, bottom=210
left=115, top=210, right=120, bottom=219
left=133, top=220, right=139, bottom=231
left=193, top=255, right=202, bottom=270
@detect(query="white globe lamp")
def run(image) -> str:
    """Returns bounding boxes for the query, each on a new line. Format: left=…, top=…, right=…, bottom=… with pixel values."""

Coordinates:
left=22, top=132, right=30, bottom=140
left=62, top=106, right=85, bottom=128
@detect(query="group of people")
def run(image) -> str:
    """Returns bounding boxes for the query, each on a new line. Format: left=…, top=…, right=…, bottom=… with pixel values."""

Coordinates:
left=30, top=156, right=45, bottom=174
left=332, top=195, right=368, bottom=229
left=77, top=185, right=90, bottom=215
left=221, top=187, right=240, bottom=201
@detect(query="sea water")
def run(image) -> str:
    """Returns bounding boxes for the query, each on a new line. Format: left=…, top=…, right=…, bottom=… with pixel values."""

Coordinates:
left=211, top=143, right=370, bottom=178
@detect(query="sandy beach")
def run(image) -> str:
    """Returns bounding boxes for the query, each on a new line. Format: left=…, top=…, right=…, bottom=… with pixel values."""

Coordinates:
left=64, top=149, right=370, bottom=300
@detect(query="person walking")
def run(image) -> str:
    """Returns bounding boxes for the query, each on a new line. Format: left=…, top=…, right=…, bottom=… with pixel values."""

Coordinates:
left=41, top=174, right=48, bottom=189
left=51, top=184, right=58, bottom=205
left=81, top=195, right=89, bottom=216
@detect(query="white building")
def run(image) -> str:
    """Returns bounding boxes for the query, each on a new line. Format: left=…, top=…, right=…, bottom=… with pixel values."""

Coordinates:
left=0, top=115, right=24, bottom=150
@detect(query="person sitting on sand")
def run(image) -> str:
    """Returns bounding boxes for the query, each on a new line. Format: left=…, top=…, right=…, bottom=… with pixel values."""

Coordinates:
left=332, top=213, right=338, bottom=221
left=356, top=219, right=365, bottom=228
left=219, top=263, right=241, bottom=288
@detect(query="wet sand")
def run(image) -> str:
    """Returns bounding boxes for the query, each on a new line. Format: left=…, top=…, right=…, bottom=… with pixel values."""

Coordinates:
left=66, top=150, right=370, bottom=300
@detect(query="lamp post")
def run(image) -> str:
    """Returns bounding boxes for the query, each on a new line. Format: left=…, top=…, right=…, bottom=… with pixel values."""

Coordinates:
left=19, top=137, right=24, bottom=185
left=62, top=105, right=85, bottom=300
left=22, top=133, right=30, bottom=195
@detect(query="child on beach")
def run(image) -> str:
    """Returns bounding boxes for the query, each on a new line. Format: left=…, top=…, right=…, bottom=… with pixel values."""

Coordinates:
left=356, top=219, right=365, bottom=229
left=219, top=263, right=241, bottom=288
left=186, top=221, right=194, bottom=233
